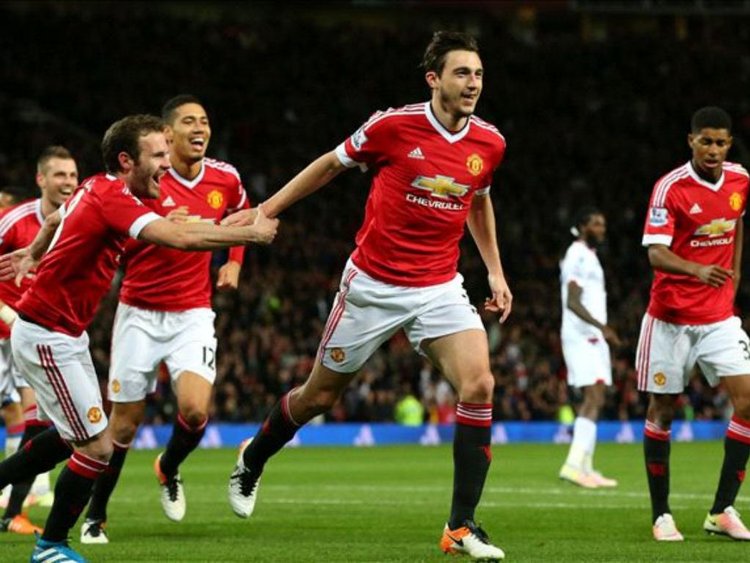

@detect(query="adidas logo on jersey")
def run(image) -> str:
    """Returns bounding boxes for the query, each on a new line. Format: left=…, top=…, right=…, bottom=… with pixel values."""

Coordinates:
left=162, top=196, right=176, bottom=207
left=408, top=147, right=425, bottom=160
left=689, top=203, right=703, bottom=215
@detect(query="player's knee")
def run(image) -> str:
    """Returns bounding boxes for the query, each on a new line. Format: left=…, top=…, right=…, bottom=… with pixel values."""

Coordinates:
left=111, top=421, right=139, bottom=444
left=178, top=407, right=209, bottom=430
left=458, top=373, right=494, bottom=403
left=731, top=396, right=750, bottom=421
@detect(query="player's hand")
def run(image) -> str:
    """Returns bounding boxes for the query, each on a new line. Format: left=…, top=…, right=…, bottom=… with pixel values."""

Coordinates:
left=250, top=207, right=278, bottom=244
left=0, top=248, right=37, bottom=286
left=695, top=264, right=734, bottom=288
left=485, top=273, right=512, bottom=323
left=602, top=325, right=623, bottom=348
left=166, top=205, right=189, bottom=224
left=216, top=260, right=241, bottom=291
left=222, top=208, right=257, bottom=227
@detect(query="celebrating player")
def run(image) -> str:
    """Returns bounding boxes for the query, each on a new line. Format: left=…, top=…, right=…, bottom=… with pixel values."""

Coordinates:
left=0, top=147, right=77, bottom=534
left=637, top=106, right=750, bottom=541
left=224, top=31, right=510, bottom=561
left=0, top=114, right=276, bottom=563
left=558, top=207, right=620, bottom=488
left=81, top=95, right=250, bottom=543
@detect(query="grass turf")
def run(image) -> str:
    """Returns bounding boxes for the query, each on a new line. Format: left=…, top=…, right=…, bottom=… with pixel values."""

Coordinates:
left=1, top=441, right=748, bottom=561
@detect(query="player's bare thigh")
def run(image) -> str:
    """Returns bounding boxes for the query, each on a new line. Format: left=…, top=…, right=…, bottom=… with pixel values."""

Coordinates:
left=174, top=370, right=212, bottom=425
left=421, top=329, right=493, bottom=403
left=289, top=360, right=359, bottom=423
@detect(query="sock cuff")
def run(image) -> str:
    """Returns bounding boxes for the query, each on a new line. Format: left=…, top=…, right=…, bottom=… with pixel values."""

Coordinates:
left=68, top=451, right=109, bottom=479
left=727, top=415, right=750, bottom=445
left=7, top=423, right=25, bottom=435
left=644, top=420, right=671, bottom=441
left=112, top=439, right=131, bottom=451
left=281, top=390, right=301, bottom=427
left=456, top=402, right=493, bottom=427
left=177, top=412, right=208, bottom=433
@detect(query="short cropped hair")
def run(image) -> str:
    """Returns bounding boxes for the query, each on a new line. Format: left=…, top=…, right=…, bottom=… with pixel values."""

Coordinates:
left=37, top=146, right=74, bottom=174
left=161, top=94, right=204, bottom=125
left=573, top=206, right=602, bottom=232
left=101, top=114, right=165, bottom=174
left=422, top=31, right=479, bottom=76
left=691, top=106, right=732, bottom=134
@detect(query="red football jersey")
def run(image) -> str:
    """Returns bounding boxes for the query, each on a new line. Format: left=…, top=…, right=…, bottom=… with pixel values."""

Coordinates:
left=336, top=102, right=506, bottom=286
left=118, top=158, right=249, bottom=311
left=0, top=199, right=44, bottom=338
left=17, top=174, right=161, bottom=336
left=642, top=161, right=749, bottom=324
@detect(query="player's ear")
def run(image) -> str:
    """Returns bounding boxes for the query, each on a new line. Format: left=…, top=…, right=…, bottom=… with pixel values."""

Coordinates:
left=163, top=126, right=174, bottom=144
left=35, top=171, right=45, bottom=191
left=117, top=151, right=134, bottom=172
left=687, top=133, right=694, bottom=149
left=425, top=70, right=439, bottom=89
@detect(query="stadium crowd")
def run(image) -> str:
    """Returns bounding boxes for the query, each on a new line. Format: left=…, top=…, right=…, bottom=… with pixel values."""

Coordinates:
left=0, top=4, right=748, bottom=425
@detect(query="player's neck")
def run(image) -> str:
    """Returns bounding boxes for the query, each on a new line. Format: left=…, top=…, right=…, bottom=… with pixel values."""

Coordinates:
left=171, top=158, right=203, bottom=181
left=430, top=100, right=469, bottom=132
left=40, top=197, right=56, bottom=218
left=691, top=159, right=722, bottom=183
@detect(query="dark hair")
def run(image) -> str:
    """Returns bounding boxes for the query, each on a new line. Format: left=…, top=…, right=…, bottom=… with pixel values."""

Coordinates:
left=161, top=94, right=204, bottom=125
left=37, top=145, right=74, bottom=173
left=101, top=114, right=165, bottom=173
left=691, top=106, right=732, bottom=134
left=421, top=31, right=479, bottom=76
left=573, top=206, right=602, bottom=232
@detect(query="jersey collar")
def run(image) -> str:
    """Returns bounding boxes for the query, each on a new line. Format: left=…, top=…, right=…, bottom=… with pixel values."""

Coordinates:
left=424, top=101, right=471, bottom=144
left=687, top=160, right=724, bottom=192
left=168, top=162, right=205, bottom=189
left=34, top=198, right=44, bottom=225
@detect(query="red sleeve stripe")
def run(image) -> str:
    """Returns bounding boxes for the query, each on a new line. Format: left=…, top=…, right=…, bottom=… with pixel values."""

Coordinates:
left=68, top=451, right=108, bottom=479
left=37, top=344, right=88, bottom=441
left=456, top=402, right=493, bottom=427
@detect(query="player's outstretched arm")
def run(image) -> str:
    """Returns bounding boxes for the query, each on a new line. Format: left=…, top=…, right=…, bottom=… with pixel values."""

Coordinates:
left=648, top=244, right=733, bottom=288
left=139, top=206, right=278, bottom=250
left=566, top=281, right=622, bottom=346
left=222, top=151, right=346, bottom=226
left=466, top=193, right=512, bottom=322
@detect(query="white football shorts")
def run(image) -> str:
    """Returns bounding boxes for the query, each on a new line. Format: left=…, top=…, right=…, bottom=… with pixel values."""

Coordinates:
left=561, top=335, right=612, bottom=388
left=636, top=313, right=750, bottom=393
left=318, top=258, right=485, bottom=373
left=0, top=339, right=20, bottom=405
left=108, top=303, right=217, bottom=402
left=10, top=316, right=107, bottom=442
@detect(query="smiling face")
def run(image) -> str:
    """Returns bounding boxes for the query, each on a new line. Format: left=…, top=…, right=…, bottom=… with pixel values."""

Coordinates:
left=688, top=127, right=732, bottom=181
left=427, top=50, right=483, bottom=120
left=127, top=131, right=171, bottom=199
left=37, top=157, right=78, bottom=208
left=165, top=102, right=210, bottom=166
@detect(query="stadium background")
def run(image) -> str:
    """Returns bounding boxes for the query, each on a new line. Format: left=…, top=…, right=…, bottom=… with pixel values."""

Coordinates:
left=1, top=0, right=749, bottom=429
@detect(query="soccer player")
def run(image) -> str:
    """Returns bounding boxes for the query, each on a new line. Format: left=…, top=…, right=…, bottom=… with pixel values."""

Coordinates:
left=558, top=207, right=620, bottom=489
left=0, top=114, right=277, bottom=563
left=0, top=147, right=78, bottom=534
left=80, top=95, right=250, bottom=544
left=224, top=31, right=510, bottom=561
left=637, top=106, right=750, bottom=541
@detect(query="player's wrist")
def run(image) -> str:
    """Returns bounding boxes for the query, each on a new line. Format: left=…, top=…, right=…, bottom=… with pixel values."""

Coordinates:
left=0, top=304, right=17, bottom=325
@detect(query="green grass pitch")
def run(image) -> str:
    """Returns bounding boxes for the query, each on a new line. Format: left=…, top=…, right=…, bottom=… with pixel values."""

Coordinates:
left=2, top=442, right=748, bottom=561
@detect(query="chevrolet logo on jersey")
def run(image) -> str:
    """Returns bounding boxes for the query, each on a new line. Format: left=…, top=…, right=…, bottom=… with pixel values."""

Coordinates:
left=411, top=175, right=469, bottom=199
left=694, top=218, right=737, bottom=237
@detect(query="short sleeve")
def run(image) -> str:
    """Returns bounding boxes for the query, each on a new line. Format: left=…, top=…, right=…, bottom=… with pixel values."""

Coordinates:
left=101, top=185, right=161, bottom=238
left=334, top=110, right=392, bottom=171
left=475, top=139, right=506, bottom=197
left=561, top=245, right=586, bottom=285
left=642, top=180, right=676, bottom=247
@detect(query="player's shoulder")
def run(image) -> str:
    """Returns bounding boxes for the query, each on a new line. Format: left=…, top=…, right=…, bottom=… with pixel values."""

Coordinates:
left=723, top=161, right=749, bottom=179
left=361, top=102, right=426, bottom=131
left=0, top=198, right=39, bottom=233
left=203, top=158, right=241, bottom=182
left=650, top=162, right=691, bottom=205
left=470, top=114, right=506, bottom=145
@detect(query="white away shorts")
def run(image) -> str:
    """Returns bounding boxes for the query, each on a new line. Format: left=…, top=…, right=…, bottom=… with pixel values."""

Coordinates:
left=636, top=313, right=750, bottom=393
left=10, top=316, right=107, bottom=442
left=561, top=335, right=612, bottom=388
left=318, top=259, right=485, bottom=373
left=109, top=303, right=217, bottom=402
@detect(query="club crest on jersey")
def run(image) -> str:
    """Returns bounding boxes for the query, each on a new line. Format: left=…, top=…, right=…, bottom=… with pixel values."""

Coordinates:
left=648, top=207, right=668, bottom=227
left=351, top=126, right=368, bottom=150
left=694, top=218, right=736, bottom=237
left=411, top=175, right=469, bottom=199
left=466, top=153, right=484, bottom=176
left=730, top=192, right=743, bottom=212
left=206, top=190, right=224, bottom=209
left=87, top=407, right=103, bottom=424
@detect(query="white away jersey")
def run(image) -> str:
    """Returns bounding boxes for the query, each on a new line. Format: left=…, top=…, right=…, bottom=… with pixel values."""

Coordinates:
left=560, top=240, right=607, bottom=339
